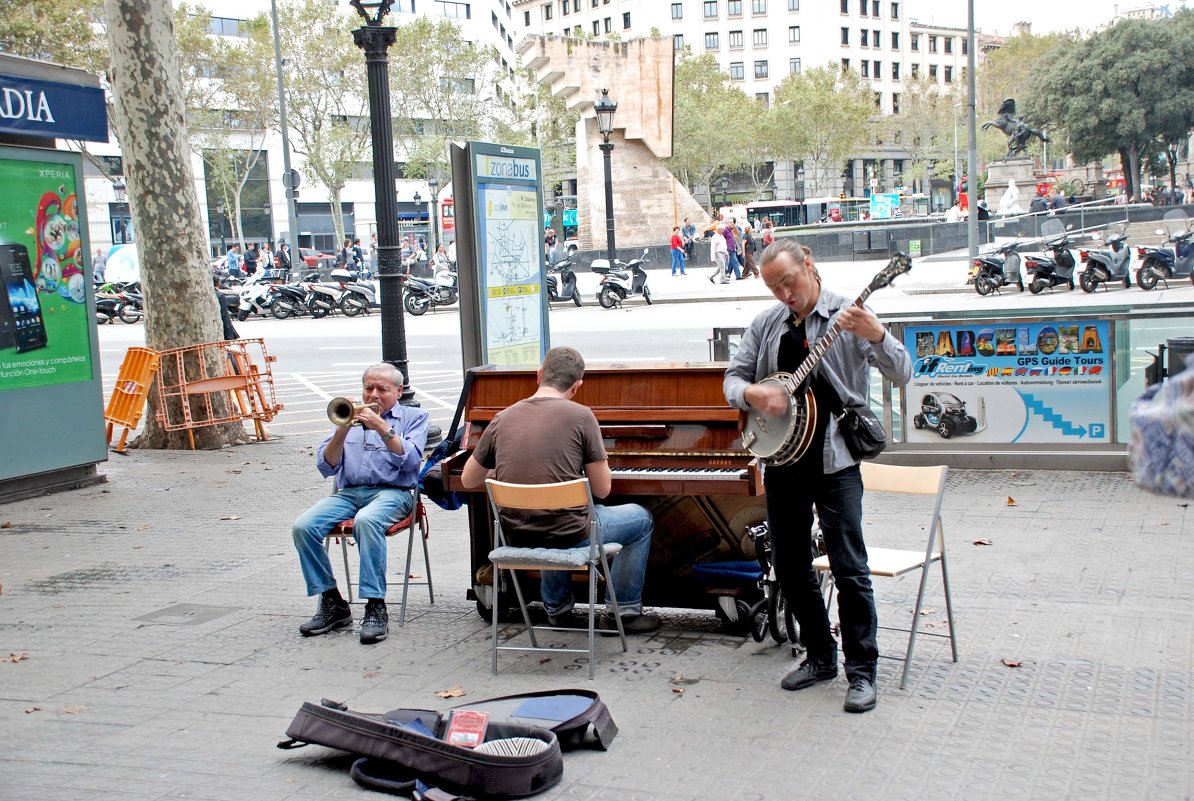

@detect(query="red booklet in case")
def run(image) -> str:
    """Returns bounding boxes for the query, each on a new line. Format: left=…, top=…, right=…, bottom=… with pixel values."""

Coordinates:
left=445, top=709, right=489, bottom=748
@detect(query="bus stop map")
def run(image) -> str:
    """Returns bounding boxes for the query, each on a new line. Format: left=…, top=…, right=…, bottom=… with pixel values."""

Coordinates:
left=479, top=185, right=542, bottom=364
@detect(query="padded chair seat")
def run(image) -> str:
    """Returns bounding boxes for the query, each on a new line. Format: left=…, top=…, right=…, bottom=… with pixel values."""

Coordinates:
left=813, top=547, right=941, bottom=578
left=333, top=513, right=415, bottom=537
left=489, top=543, right=622, bottom=569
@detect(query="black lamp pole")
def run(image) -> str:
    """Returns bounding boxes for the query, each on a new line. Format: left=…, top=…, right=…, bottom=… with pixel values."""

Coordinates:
left=216, top=202, right=227, bottom=254
left=721, top=175, right=729, bottom=207
left=594, top=88, right=618, bottom=268
left=428, top=175, right=439, bottom=253
left=351, top=0, right=415, bottom=406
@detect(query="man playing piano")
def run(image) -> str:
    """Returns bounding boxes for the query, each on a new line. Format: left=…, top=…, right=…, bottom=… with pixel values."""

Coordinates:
left=724, top=240, right=912, bottom=713
left=460, top=346, right=662, bottom=634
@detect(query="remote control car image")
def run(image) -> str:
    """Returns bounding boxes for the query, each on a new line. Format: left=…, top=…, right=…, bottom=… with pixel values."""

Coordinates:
left=912, top=392, right=984, bottom=439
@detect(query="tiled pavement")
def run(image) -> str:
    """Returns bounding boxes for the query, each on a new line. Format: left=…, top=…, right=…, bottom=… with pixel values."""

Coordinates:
left=1, top=436, right=1191, bottom=800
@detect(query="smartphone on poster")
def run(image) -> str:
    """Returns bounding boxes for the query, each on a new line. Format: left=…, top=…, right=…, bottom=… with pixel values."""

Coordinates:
left=1, top=244, right=49, bottom=353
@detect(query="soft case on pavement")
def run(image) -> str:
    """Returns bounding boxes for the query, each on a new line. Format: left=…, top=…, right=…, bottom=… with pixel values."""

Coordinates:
left=279, top=690, right=616, bottom=800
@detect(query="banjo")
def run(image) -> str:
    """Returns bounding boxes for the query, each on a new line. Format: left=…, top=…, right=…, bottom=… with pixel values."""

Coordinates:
left=739, top=254, right=912, bottom=467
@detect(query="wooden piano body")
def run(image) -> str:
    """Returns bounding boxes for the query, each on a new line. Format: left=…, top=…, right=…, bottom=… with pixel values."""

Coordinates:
left=441, top=362, right=768, bottom=615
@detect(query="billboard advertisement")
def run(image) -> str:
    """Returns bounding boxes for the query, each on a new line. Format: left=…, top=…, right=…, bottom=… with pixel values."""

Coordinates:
left=903, top=319, right=1112, bottom=444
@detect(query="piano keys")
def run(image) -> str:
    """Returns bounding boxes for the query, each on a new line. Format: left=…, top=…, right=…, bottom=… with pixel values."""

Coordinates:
left=442, top=362, right=769, bottom=615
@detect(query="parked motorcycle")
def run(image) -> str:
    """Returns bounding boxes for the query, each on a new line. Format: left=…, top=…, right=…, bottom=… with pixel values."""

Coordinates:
left=1025, top=220, right=1078, bottom=294
left=971, top=240, right=1024, bottom=295
left=592, top=248, right=653, bottom=309
left=1135, top=209, right=1194, bottom=290
left=236, top=275, right=278, bottom=321
left=269, top=281, right=309, bottom=320
left=546, top=255, right=582, bottom=307
left=404, top=267, right=458, bottom=316
left=1078, top=222, right=1133, bottom=292
left=329, top=268, right=377, bottom=317
left=116, top=284, right=144, bottom=323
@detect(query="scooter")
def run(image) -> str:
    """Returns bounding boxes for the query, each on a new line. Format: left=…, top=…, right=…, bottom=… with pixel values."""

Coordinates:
left=329, top=268, right=377, bottom=317
left=1078, top=223, right=1132, bottom=292
left=1136, top=209, right=1194, bottom=290
left=545, top=255, right=582, bottom=307
left=269, top=281, right=309, bottom=320
left=592, top=248, right=653, bottom=309
left=1025, top=219, right=1077, bottom=294
left=971, top=240, right=1024, bottom=295
left=236, top=275, right=278, bottom=321
left=116, top=284, right=144, bottom=323
left=403, top=267, right=458, bottom=316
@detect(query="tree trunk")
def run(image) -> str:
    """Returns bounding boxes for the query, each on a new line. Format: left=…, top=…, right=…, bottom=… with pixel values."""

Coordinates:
left=330, top=186, right=345, bottom=248
left=106, top=0, right=249, bottom=449
left=1126, top=144, right=1142, bottom=204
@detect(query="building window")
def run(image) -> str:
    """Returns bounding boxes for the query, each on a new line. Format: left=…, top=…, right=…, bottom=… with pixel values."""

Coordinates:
left=207, top=16, right=250, bottom=37
left=730, top=61, right=745, bottom=80
left=891, top=61, right=899, bottom=80
left=891, top=1, right=898, bottom=18
left=840, top=0, right=848, bottom=13
left=603, top=16, right=611, bottom=32
left=753, top=28, right=767, bottom=46
left=754, top=59, right=769, bottom=78
left=729, top=30, right=744, bottom=48
left=562, top=0, right=569, bottom=13
left=860, top=29, right=868, bottom=46
left=841, top=26, right=849, bottom=44
left=788, top=25, right=800, bottom=43
left=592, top=19, right=599, bottom=33
left=872, top=0, right=879, bottom=15
left=789, top=0, right=799, bottom=8
left=572, top=25, right=580, bottom=35
left=929, top=35, right=937, bottom=53
left=756, top=92, right=769, bottom=106
left=860, top=0, right=867, bottom=14
left=789, top=57, right=802, bottom=73
left=592, top=0, right=598, bottom=5
left=524, top=9, right=530, bottom=24
left=892, top=92, right=900, bottom=114
left=944, top=37, right=953, bottom=54
left=944, top=65, right=953, bottom=83
left=873, top=60, right=880, bottom=77
left=962, top=38, right=968, bottom=54
left=752, top=0, right=767, bottom=13
left=861, top=60, right=869, bottom=77
left=623, top=11, right=630, bottom=27
left=705, top=31, right=720, bottom=49
left=874, top=91, right=882, bottom=108
left=704, top=0, right=718, bottom=18
left=728, top=0, right=742, bottom=16
left=891, top=31, right=899, bottom=49
left=544, top=2, right=552, bottom=20
left=929, top=64, right=938, bottom=80
left=671, top=2, right=683, bottom=19
left=841, top=58, right=850, bottom=70
left=674, top=33, right=685, bottom=49
left=911, top=33, right=919, bottom=51
left=910, top=62, right=918, bottom=78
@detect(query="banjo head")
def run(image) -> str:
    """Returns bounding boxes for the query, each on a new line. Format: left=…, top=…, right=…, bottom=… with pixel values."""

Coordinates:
left=740, top=374, right=799, bottom=460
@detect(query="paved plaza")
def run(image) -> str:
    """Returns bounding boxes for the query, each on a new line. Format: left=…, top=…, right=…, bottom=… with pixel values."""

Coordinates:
left=1, top=430, right=1191, bottom=800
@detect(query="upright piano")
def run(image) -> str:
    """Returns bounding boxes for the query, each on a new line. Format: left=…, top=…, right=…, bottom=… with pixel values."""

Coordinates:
left=441, top=362, right=768, bottom=614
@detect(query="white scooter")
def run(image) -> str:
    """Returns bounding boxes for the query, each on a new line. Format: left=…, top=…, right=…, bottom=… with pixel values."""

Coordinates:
left=591, top=248, right=653, bottom=309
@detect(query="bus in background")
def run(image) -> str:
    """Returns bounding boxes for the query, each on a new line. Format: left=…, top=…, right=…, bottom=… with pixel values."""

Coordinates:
left=440, top=196, right=454, bottom=242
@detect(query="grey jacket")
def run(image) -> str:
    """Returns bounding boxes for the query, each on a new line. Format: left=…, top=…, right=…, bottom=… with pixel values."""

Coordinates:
left=724, top=287, right=912, bottom=474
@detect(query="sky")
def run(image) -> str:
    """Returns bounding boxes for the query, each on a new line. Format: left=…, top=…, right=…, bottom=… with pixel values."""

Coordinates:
left=917, top=0, right=1189, bottom=37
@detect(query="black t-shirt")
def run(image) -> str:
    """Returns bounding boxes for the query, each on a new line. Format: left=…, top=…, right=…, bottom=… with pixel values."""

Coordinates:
left=775, top=318, right=835, bottom=475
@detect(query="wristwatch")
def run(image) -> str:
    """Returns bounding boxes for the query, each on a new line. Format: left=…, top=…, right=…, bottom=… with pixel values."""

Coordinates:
left=383, top=427, right=397, bottom=442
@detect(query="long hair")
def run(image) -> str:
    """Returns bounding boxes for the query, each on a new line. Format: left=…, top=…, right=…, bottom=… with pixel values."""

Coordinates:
left=759, top=238, right=821, bottom=286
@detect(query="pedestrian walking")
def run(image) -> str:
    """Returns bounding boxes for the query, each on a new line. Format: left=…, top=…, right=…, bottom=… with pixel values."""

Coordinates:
left=723, top=221, right=742, bottom=280
left=742, top=225, right=759, bottom=278
left=670, top=226, right=687, bottom=275
left=708, top=225, right=729, bottom=284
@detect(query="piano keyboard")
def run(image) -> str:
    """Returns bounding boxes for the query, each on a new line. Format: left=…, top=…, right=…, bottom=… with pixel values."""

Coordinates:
left=611, top=467, right=748, bottom=481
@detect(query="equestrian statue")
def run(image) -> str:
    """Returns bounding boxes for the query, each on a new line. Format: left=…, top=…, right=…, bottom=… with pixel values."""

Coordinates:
left=982, top=98, right=1049, bottom=158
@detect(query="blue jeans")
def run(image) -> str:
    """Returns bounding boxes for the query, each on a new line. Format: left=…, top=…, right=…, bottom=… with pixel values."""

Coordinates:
left=671, top=248, right=686, bottom=274
left=726, top=251, right=743, bottom=279
left=539, top=503, right=654, bottom=617
left=292, top=486, right=414, bottom=600
left=764, top=463, right=878, bottom=681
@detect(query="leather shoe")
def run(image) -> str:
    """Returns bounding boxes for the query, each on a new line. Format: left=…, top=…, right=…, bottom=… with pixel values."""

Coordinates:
left=601, top=611, right=661, bottom=634
left=299, top=595, right=352, bottom=636
left=546, top=609, right=579, bottom=628
left=780, top=650, right=839, bottom=691
left=844, top=676, right=877, bottom=713
left=359, top=599, right=389, bottom=644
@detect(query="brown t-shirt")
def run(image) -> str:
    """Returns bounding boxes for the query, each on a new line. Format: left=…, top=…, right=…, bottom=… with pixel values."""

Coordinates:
left=472, top=395, right=607, bottom=547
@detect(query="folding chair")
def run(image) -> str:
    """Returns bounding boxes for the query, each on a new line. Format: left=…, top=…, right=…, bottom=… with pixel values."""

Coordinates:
left=813, top=462, right=957, bottom=689
left=326, top=487, right=433, bottom=627
left=485, top=478, right=628, bottom=679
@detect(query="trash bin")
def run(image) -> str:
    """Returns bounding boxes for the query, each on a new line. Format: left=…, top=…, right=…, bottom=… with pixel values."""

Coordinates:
left=1167, top=336, right=1194, bottom=378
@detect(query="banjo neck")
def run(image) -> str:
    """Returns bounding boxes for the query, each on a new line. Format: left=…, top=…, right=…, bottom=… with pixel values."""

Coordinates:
left=783, top=287, right=874, bottom=392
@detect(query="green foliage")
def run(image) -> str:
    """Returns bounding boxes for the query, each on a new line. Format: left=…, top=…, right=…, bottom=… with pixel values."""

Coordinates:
left=667, top=52, right=754, bottom=203
left=888, top=76, right=964, bottom=188
left=977, top=32, right=1070, bottom=164
left=771, top=66, right=875, bottom=196
left=0, top=0, right=107, bottom=75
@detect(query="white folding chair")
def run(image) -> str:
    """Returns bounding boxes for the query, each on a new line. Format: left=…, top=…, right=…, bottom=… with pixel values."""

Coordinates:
left=485, top=478, right=628, bottom=679
left=813, top=462, right=958, bottom=689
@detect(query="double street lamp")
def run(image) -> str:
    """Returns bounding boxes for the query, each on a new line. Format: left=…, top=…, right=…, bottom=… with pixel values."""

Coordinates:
left=720, top=175, right=730, bottom=208
left=214, top=202, right=228, bottom=254
left=428, top=175, right=439, bottom=254
left=594, top=88, right=618, bottom=268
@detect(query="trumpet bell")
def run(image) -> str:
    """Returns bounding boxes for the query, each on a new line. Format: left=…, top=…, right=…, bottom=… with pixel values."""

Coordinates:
left=327, top=397, right=378, bottom=426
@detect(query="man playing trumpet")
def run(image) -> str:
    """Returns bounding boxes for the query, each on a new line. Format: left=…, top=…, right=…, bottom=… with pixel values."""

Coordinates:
left=291, top=363, right=430, bottom=644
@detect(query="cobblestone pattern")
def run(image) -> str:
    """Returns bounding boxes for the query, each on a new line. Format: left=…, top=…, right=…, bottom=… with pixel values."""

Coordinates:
left=1, top=440, right=1191, bottom=800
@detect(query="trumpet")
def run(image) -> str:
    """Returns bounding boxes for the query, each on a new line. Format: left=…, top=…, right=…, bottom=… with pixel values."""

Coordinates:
left=327, top=397, right=379, bottom=427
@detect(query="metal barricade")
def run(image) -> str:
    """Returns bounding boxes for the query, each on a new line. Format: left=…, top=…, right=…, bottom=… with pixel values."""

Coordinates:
left=104, top=347, right=161, bottom=453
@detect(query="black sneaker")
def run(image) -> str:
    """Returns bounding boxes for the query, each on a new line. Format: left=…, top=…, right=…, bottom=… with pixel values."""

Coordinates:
left=844, top=676, right=877, bottom=713
left=546, top=609, right=579, bottom=628
left=601, top=611, right=662, bottom=634
left=299, top=595, right=352, bottom=637
left=780, top=650, right=839, bottom=691
left=360, top=600, right=389, bottom=644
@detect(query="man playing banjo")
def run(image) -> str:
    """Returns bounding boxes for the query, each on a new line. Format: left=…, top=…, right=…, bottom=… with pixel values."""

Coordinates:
left=723, top=239, right=911, bottom=713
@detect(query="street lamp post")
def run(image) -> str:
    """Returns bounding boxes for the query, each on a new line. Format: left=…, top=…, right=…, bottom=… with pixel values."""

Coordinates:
left=350, top=0, right=418, bottom=407
left=720, top=175, right=729, bottom=209
left=269, top=0, right=300, bottom=258
left=594, top=88, right=618, bottom=269
left=428, top=175, right=439, bottom=254
left=413, top=190, right=422, bottom=253
left=215, top=202, right=227, bottom=254
left=953, top=102, right=962, bottom=205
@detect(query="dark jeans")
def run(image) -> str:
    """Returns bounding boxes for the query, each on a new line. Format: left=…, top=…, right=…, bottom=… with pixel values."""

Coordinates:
left=764, top=462, right=877, bottom=680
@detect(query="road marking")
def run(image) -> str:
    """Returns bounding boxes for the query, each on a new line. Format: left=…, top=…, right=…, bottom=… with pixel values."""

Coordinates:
left=291, top=373, right=334, bottom=401
left=411, top=387, right=459, bottom=411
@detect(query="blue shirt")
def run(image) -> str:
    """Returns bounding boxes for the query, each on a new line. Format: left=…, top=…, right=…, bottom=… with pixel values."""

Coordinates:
left=316, top=405, right=430, bottom=490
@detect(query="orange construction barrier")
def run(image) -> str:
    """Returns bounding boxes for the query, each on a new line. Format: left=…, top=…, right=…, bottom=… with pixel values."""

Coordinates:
left=104, top=347, right=161, bottom=452
left=154, top=338, right=284, bottom=449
